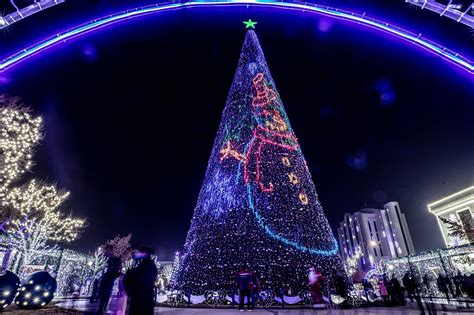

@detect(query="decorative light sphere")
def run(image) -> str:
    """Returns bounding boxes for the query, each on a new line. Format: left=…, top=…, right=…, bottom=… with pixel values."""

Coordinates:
left=15, top=271, right=57, bottom=309
left=0, top=269, right=20, bottom=309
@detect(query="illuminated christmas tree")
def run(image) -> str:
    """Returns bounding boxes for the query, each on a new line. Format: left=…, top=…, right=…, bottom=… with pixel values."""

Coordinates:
left=169, top=251, right=180, bottom=288
left=176, top=30, right=343, bottom=291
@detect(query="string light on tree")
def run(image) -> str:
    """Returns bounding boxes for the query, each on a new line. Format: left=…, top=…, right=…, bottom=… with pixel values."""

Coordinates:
left=4, top=180, right=84, bottom=268
left=169, top=251, right=181, bottom=288
left=101, top=234, right=132, bottom=262
left=0, top=96, right=42, bottom=205
left=89, top=247, right=107, bottom=279
left=344, top=247, right=363, bottom=275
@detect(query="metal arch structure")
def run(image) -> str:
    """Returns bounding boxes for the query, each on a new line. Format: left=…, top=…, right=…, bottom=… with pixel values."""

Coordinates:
left=0, top=0, right=472, bottom=74
left=405, top=0, right=473, bottom=28
left=0, top=0, right=65, bottom=30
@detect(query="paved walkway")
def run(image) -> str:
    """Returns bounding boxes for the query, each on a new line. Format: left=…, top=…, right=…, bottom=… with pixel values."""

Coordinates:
left=55, top=298, right=471, bottom=314
left=149, top=308, right=468, bottom=314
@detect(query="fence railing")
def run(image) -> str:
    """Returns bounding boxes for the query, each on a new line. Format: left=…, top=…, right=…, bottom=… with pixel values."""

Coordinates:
left=156, top=287, right=474, bottom=309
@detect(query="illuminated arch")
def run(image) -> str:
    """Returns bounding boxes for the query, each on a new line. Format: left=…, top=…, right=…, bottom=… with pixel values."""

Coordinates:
left=405, top=0, right=473, bottom=28
left=0, top=1, right=472, bottom=74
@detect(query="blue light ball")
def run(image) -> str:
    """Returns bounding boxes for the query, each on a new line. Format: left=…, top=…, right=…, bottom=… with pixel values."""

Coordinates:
left=0, top=269, right=20, bottom=309
left=15, top=271, right=57, bottom=309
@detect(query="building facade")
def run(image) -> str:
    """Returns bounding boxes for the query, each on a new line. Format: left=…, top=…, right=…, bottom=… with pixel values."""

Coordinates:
left=428, top=186, right=474, bottom=247
left=337, top=201, right=416, bottom=271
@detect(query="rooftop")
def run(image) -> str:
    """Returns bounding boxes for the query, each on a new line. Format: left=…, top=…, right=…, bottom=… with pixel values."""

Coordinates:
left=427, top=186, right=474, bottom=214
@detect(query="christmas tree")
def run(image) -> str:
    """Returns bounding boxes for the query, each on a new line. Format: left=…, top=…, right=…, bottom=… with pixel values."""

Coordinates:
left=176, top=30, right=343, bottom=292
left=169, top=251, right=181, bottom=288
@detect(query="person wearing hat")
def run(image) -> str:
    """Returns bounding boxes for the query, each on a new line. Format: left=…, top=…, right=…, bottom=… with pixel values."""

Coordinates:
left=124, top=247, right=158, bottom=315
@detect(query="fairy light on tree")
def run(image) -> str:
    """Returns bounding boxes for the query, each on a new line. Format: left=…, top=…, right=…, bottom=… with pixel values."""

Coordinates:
left=158, top=264, right=173, bottom=289
left=169, top=251, right=180, bottom=288
left=0, top=96, right=42, bottom=209
left=4, top=180, right=84, bottom=268
left=0, top=96, right=84, bottom=274
left=176, top=28, right=343, bottom=291
left=345, top=247, right=363, bottom=276
left=101, top=234, right=132, bottom=263
left=439, top=215, right=474, bottom=245
left=89, top=247, right=107, bottom=279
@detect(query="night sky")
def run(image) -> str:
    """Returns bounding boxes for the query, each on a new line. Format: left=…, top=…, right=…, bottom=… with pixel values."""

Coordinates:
left=0, top=0, right=473, bottom=259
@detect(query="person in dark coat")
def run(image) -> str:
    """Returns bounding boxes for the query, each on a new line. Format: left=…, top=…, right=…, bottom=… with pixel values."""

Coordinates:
left=124, top=247, right=158, bottom=315
left=453, top=271, right=464, bottom=297
left=405, top=272, right=424, bottom=313
left=98, top=245, right=122, bottom=313
left=437, top=274, right=450, bottom=302
left=333, top=274, right=349, bottom=298
left=362, top=278, right=373, bottom=303
left=402, top=272, right=415, bottom=303
left=464, top=274, right=474, bottom=299
left=387, top=276, right=395, bottom=305
left=390, top=274, right=403, bottom=305
left=236, top=266, right=254, bottom=311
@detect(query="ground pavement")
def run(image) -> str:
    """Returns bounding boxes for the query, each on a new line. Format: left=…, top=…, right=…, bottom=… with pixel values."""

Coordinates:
left=53, top=298, right=472, bottom=314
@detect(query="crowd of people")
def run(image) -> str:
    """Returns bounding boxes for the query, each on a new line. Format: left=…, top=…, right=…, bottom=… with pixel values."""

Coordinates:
left=91, top=245, right=158, bottom=315
left=362, top=270, right=474, bottom=307
left=305, top=268, right=474, bottom=309
left=90, top=254, right=474, bottom=314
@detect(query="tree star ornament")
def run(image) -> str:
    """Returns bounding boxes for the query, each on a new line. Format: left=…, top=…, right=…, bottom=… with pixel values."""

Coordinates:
left=243, top=19, right=257, bottom=29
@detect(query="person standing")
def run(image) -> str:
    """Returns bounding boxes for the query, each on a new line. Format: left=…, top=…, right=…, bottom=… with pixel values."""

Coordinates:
left=308, top=267, right=325, bottom=306
left=98, top=245, right=122, bottom=313
left=333, top=273, right=349, bottom=299
left=124, top=247, right=158, bottom=315
left=362, top=279, right=373, bottom=303
left=236, top=266, right=254, bottom=311
left=465, top=273, right=474, bottom=299
left=437, top=274, right=450, bottom=302
left=390, top=274, right=403, bottom=305
left=379, top=278, right=389, bottom=306
left=402, top=272, right=415, bottom=303
left=251, top=271, right=260, bottom=308
left=453, top=271, right=464, bottom=297
left=387, top=276, right=394, bottom=305
left=407, top=272, right=425, bottom=314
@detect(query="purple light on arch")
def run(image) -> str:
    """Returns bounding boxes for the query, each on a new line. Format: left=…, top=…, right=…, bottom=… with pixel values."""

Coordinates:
left=0, top=1, right=472, bottom=74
